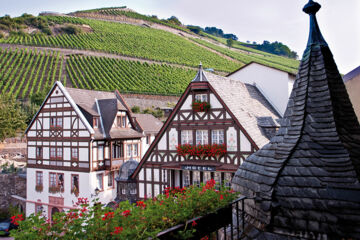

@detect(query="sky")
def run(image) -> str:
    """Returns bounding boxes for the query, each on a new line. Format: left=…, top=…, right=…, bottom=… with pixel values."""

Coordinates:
left=1, top=0, right=359, bottom=74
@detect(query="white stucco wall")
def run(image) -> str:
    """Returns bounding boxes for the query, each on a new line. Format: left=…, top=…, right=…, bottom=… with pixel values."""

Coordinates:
left=26, top=168, right=118, bottom=218
left=228, top=63, right=295, bottom=116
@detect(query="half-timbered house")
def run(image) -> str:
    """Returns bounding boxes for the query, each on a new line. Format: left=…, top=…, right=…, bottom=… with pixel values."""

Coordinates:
left=25, top=82, right=160, bottom=219
left=129, top=65, right=281, bottom=199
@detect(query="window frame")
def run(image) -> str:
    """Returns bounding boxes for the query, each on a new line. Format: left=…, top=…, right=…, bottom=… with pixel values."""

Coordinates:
left=196, top=130, right=208, bottom=145
left=133, top=144, right=138, bottom=157
left=71, top=148, right=78, bottom=160
left=71, top=174, right=79, bottom=195
left=98, top=145, right=104, bottom=161
left=195, top=94, right=208, bottom=102
left=36, top=146, right=43, bottom=159
left=96, top=173, right=104, bottom=191
left=36, top=171, right=43, bottom=187
left=93, top=117, right=99, bottom=128
left=107, top=172, right=114, bottom=188
left=211, top=129, right=225, bottom=144
left=127, top=144, right=132, bottom=157
left=181, top=130, right=193, bottom=145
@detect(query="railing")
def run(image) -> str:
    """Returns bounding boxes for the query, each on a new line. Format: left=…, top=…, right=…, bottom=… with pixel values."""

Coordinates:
left=156, top=196, right=246, bottom=240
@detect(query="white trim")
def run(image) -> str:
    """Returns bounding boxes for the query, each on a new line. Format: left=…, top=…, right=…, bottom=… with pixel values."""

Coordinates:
left=95, top=99, right=106, bottom=138
left=25, top=81, right=95, bottom=135
left=11, top=195, right=26, bottom=201
left=57, top=82, right=95, bottom=134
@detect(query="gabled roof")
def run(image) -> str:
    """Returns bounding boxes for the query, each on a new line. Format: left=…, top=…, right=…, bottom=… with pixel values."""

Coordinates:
left=232, top=1, right=360, bottom=238
left=226, top=61, right=297, bottom=77
left=343, top=65, right=360, bottom=83
left=25, top=81, right=94, bottom=135
left=206, top=72, right=280, bottom=148
left=132, top=114, right=163, bottom=134
left=131, top=69, right=281, bottom=178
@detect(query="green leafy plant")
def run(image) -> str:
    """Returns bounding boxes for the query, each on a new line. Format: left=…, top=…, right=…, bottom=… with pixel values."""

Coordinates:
left=10, top=180, right=237, bottom=239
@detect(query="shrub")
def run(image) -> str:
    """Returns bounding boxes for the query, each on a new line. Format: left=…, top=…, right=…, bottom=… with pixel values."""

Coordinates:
left=10, top=180, right=237, bottom=239
left=131, top=105, right=140, bottom=113
left=61, top=24, right=82, bottom=35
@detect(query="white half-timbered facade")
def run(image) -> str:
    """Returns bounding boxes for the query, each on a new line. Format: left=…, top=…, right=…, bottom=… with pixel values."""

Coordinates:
left=129, top=66, right=281, bottom=199
left=25, top=82, right=161, bottom=219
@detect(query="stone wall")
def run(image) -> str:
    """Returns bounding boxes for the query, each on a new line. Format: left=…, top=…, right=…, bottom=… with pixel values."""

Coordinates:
left=0, top=172, right=27, bottom=214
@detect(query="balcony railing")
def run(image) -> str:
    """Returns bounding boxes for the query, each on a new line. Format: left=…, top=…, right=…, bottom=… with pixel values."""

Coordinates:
left=156, top=196, right=246, bottom=239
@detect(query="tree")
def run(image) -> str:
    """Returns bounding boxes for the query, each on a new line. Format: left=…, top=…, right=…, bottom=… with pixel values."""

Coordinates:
left=226, top=38, right=234, bottom=48
left=167, top=16, right=181, bottom=26
left=0, top=94, right=27, bottom=141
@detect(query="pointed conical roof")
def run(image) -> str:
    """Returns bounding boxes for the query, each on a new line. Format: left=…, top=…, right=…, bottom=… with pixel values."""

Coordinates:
left=192, top=63, right=208, bottom=82
left=232, top=1, right=360, bottom=238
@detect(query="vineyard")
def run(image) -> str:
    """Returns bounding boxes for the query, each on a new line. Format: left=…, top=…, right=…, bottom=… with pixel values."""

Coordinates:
left=73, top=7, right=192, bottom=33
left=0, top=48, right=63, bottom=99
left=0, top=47, right=198, bottom=99
left=0, top=16, right=240, bottom=73
left=191, top=38, right=299, bottom=74
left=66, top=54, right=196, bottom=95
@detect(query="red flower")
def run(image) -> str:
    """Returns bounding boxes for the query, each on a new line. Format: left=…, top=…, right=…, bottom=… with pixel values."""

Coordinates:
left=75, top=197, right=89, bottom=206
left=191, top=220, right=197, bottom=227
left=201, top=236, right=209, bottom=240
left=102, top=212, right=114, bottom=221
left=136, top=201, right=146, bottom=209
left=122, top=210, right=131, bottom=217
left=111, top=226, right=123, bottom=235
left=220, top=195, right=224, bottom=200
left=10, top=214, right=24, bottom=226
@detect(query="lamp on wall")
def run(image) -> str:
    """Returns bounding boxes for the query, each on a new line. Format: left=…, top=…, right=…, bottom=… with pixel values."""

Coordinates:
left=91, top=187, right=100, bottom=198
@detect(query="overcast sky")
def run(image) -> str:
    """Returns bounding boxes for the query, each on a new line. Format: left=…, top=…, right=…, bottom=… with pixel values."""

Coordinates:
left=1, top=0, right=359, bottom=73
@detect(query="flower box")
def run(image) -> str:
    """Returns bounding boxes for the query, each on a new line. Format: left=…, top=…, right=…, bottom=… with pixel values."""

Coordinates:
left=176, top=144, right=227, bottom=157
left=49, top=185, right=63, bottom=194
left=192, top=101, right=210, bottom=112
left=35, top=185, right=43, bottom=192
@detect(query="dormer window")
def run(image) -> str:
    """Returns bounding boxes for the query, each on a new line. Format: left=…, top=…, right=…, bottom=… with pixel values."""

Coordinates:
left=122, top=116, right=126, bottom=128
left=195, top=94, right=207, bottom=102
left=116, top=115, right=127, bottom=128
left=93, top=117, right=99, bottom=128
left=117, top=116, right=121, bottom=127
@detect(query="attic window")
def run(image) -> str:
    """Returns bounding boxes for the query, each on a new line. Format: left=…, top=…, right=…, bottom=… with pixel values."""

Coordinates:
left=195, top=94, right=207, bottom=102
left=93, top=118, right=99, bottom=128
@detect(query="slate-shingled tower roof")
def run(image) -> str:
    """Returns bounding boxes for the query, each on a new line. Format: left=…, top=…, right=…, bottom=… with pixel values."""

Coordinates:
left=232, top=1, right=360, bottom=239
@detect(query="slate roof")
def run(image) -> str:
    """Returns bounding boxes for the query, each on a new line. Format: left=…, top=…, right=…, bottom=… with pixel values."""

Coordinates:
left=65, top=87, right=142, bottom=140
left=205, top=72, right=281, bottom=148
left=132, top=114, right=163, bottom=134
left=343, top=65, right=360, bottom=83
left=232, top=1, right=360, bottom=239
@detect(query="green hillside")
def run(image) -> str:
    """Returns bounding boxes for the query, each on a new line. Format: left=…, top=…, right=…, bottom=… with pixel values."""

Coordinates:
left=0, top=16, right=239, bottom=72
left=0, top=9, right=300, bottom=100
left=0, top=47, right=196, bottom=98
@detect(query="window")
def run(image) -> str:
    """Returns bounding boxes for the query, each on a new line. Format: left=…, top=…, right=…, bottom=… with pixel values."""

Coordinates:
left=196, top=130, right=208, bottom=145
left=108, top=172, right=114, bottom=188
left=96, top=173, right=103, bottom=191
left=71, top=148, right=78, bottom=160
left=122, top=116, right=126, bottom=128
left=36, top=171, right=43, bottom=186
left=49, top=173, right=57, bottom=187
left=36, top=147, right=43, bottom=158
left=93, top=118, right=99, bottom=128
left=133, top=144, right=138, bottom=157
left=195, top=94, right=207, bottom=102
left=181, top=130, right=193, bottom=145
left=183, top=171, right=190, bottom=187
left=57, top=148, right=63, bottom=158
left=212, top=130, right=224, bottom=144
left=50, top=147, right=62, bottom=159
left=130, top=188, right=137, bottom=195
left=193, top=171, right=200, bottom=186
left=49, top=172, right=64, bottom=192
left=127, top=144, right=132, bottom=157
left=50, top=117, right=62, bottom=128
left=117, top=116, right=121, bottom=127
left=71, top=175, right=79, bottom=196
left=113, top=141, right=124, bottom=158
left=122, top=188, right=126, bottom=195
left=98, top=145, right=104, bottom=161
left=146, top=135, right=150, bottom=145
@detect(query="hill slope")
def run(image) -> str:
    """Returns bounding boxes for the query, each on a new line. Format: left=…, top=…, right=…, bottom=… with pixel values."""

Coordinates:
left=0, top=9, right=299, bottom=99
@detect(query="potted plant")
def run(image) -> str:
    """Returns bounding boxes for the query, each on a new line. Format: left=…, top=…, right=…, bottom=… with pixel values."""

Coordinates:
left=35, top=185, right=43, bottom=192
